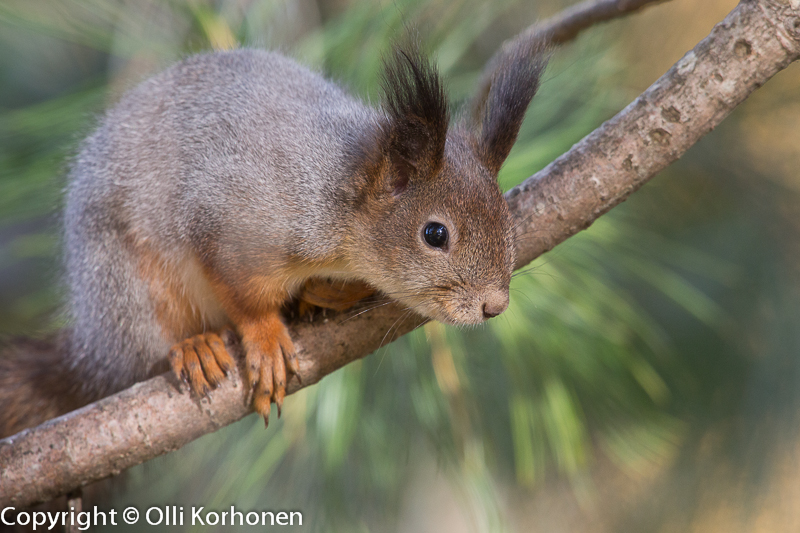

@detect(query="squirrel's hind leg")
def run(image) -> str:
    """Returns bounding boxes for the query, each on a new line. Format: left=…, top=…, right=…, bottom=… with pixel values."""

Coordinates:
left=297, top=278, right=376, bottom=315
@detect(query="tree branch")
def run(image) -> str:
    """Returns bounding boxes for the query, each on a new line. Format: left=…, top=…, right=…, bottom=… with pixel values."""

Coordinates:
left=2, top=0, right=799, bottom=509
left=529, top=0, right=671, bottom=46
left=472, top=0, right=671, bottom=120
left=508, top=0, right=800, bottom=266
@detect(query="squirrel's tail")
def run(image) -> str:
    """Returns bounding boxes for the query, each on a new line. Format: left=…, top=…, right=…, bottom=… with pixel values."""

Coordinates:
left=0, top=333, right=120, bottom=533
left=0, top=333, right=88, bottom=439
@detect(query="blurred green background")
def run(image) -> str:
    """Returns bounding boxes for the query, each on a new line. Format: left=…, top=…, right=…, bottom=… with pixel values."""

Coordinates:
left=2, top=0, right=800, bottom=531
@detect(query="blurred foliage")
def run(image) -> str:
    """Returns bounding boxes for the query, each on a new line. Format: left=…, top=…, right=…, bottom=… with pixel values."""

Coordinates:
left=2, top=0, right=800, bottom=531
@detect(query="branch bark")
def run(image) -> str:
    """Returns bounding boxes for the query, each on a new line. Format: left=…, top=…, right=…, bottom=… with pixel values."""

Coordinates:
left=528, top=0, right=671, bottom=46
left=2, top=0, right=800, bottom=510
left=472, top=0, right=670, bottom=119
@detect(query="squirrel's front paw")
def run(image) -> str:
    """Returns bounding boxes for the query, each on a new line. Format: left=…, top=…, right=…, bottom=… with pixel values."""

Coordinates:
left=169, top=331, right=235, bottom=397
left=239, top=313, right=300, bottom=426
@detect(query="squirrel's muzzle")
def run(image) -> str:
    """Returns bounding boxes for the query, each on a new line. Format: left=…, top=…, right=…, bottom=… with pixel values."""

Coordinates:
left=481, top=290, right=509, bottom=320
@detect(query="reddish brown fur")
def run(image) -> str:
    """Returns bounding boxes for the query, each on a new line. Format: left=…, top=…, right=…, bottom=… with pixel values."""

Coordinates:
left=169, top=332, right=234, bottom=397
left=298, top=278, right=376, bottom=312
left=164, top=256, right=329, bottom=423
left=133, top=241, right=208, bottom=342
left=0, top=336, right=87, bottom=438
left=238, top=313, right=296, bottom=423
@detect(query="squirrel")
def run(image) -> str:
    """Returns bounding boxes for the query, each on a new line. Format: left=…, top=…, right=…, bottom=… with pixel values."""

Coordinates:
left=0, top=39, right=548, bottom=438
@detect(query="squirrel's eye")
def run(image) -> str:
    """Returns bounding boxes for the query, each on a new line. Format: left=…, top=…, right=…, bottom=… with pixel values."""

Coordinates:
left=423, top=222, right=448, bottom=249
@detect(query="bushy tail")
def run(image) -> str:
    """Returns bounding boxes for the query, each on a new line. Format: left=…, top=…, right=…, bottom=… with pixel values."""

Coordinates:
left=0, top=333, right=121, bottom=533
left=0, top=333, right=88, bottom=438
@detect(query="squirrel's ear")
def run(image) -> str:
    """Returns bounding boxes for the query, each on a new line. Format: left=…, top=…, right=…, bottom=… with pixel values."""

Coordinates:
left=470, top=39, right=549, bottom=175
left=380, top=45, right=449, bottom=193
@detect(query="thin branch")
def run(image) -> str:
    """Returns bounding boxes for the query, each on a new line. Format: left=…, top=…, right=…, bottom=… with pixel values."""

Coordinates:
left=472, top=0, right=671, bottom=121
left=2, top=0, right=800, bottom=509
left=507, top=0, right=800, bottom=267
left=531, top=0, right=671, bottom=45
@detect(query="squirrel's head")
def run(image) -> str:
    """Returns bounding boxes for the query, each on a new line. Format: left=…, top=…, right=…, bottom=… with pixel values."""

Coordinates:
left=348, top=42, right=547, bottom=326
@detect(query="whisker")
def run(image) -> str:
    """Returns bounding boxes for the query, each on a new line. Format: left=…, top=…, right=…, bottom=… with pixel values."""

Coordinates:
left=338, top=299, right=398, bottom=324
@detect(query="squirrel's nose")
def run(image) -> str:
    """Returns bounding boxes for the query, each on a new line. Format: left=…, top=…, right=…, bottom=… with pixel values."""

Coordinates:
left=482, top=292, right=509, bottom=319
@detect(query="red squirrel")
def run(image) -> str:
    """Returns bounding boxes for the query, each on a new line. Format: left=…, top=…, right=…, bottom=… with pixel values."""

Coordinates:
left=0, top=40, right=548, bottom=436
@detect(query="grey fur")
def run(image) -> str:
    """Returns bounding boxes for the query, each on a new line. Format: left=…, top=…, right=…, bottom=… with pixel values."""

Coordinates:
left=65, top=50, right=380, bottom=398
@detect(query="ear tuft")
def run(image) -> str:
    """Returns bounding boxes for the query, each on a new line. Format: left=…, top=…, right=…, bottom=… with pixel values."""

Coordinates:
left=472, top=38, right=549, bottom=175
left=381, top=43, right=449, bottom=183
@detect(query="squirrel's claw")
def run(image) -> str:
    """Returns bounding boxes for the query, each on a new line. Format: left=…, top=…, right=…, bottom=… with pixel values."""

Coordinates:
left=285, top=352, right=301, bottom=385
left=251, top=357, right=273, bottom=418
left=169, top=346, right=187, bottom=386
